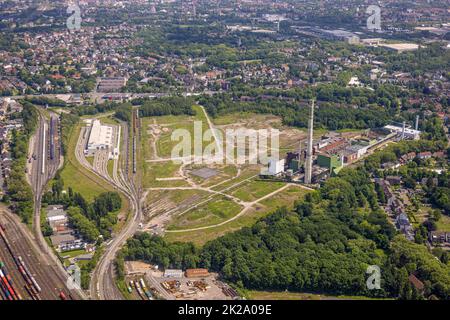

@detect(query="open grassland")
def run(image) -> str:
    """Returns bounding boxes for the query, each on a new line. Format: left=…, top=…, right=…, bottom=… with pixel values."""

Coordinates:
left=186, top=164, right=239, bottom=188
left=144, top=189, right=210, bottom=222
left=211, top=165, right=261, bottom=191
left=226, top=179, right=286, bottom=202
left=142, top=161, right=188, bottom=188
left=59, top=123, right=113, bottom=202
left=164, top=185, right=310, bottom=246
left=167, top=195, right=243, bottom=231
left=142, top=105, right=209, bottom=159
left=211, top=112, right=308, bottom=159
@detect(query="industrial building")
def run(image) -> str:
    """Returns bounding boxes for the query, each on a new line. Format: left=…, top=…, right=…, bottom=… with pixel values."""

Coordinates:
left=97, top=77, right=128, bottom=92
left=85, top=120, right=114, bottom=156
left=384, top=124, right=421, bottom=140
left=266, top=159, right=286, bottom=176
left=293, top=27, right=360, bottom=44
left=164, top=269, right=184, bottom=278
left=379, top=43, right=420, bottom=53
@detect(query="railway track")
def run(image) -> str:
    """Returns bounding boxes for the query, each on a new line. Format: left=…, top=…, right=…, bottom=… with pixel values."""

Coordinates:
left=0, top=209, right=72, bottom=300
left=27, top=109, right=85, bottom=300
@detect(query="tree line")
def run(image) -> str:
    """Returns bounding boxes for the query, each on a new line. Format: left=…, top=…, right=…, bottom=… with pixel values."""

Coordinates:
left=3, top=102, right=38, bottom=223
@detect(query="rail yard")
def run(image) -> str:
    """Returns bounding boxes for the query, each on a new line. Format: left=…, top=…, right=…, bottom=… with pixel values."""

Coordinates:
left=0, top=208, right=74, bottom=300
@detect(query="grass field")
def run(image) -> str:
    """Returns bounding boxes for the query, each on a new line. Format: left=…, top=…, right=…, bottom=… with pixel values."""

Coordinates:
left=59, top=123, right=113, bottom=202
left=167, top=195, right=243, bottom=231
left=142, top=105, right=210, bottom=159
left=107, top=160, right=114, bottom=178
left=144, top=189, right=210, bottom=221
left=227, top=179, right=286, bottom=202
left=142, top=161, right=188, bottom=188
left=186, top=164, right=239, bottom=188
left=211, top=165, right=261, bottom=192
left=165, top=185, right=310, bottom=246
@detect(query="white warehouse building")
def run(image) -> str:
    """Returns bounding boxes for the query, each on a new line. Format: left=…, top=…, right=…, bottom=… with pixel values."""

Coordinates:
left=85, top=120, right=114, bottom=156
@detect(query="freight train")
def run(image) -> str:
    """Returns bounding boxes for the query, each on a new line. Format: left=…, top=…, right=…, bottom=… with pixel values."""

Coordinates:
left=0, top=262, right=21, bottom=300
left=49, top=116, right=60, bottom=161
left=0, top=227, right=41, bottom=300
left=132, top=109, right=139, bottom=174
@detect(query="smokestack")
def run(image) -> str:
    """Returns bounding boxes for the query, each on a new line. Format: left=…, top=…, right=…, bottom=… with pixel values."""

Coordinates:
left=305, top=99, right=315, bottom=184
left=415, top=115, right=419, bottom=131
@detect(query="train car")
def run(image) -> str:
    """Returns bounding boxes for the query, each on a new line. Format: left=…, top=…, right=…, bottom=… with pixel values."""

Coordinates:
left=0, top=263, right=20, bottom=300
left=24, top=283, right=39, bottom=300
left=140, top=278, right=146, bottom=289
left=0, top=278, right=13, bottom=300
left=59, top=291, right=67, bottom=300
left=49, top=117, right=56, bottom=160
left=17, top=256, right=42, bottom=293
left=0, top=223, right=5, bottom=231
left=144, top=290, right=152, bottom=300
left=0, top=269, right=16, bottom=300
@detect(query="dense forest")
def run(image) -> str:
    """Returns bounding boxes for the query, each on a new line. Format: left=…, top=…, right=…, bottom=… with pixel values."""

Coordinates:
left=114, top=103, right=133, bottom=123
left=138, top=96, right=195, bottom=118
left=198, top=83, right=406, bottom=130
left=3, top=102, right=38, bottom=223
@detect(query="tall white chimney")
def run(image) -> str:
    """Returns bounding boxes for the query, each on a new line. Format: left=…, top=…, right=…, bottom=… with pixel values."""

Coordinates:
left=305, top=99, right=315, bottom=184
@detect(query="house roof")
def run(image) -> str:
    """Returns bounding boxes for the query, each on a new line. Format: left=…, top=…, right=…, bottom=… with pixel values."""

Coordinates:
left=408, top=274, right=424, bottom=291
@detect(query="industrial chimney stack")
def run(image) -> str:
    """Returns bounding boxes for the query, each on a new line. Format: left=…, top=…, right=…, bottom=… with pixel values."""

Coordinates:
left=305, top=99, right=315, bottom=184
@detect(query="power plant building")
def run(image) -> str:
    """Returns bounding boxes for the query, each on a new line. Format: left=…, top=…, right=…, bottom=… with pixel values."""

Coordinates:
left=384, top=125, right=421, bottom=140
left=267, top=159, right=286, bottom=176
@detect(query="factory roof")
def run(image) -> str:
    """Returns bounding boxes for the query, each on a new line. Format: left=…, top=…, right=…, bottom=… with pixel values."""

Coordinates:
left=384, top=125, right=421, bottom=136
left=87, top=120, right=113, bottom=148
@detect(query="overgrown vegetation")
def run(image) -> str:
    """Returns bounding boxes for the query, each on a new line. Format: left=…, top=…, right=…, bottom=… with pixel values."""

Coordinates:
left=198, top=84, right=406, bottom=130
left=4, top=102, right=38, bottom=223
left=43, top=174, right=122, bottom=241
